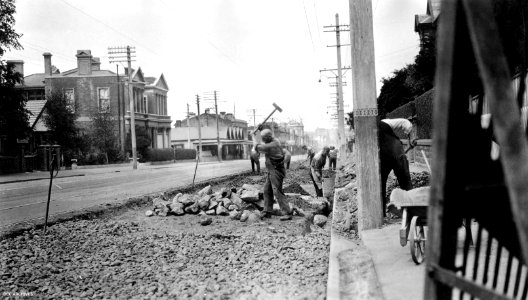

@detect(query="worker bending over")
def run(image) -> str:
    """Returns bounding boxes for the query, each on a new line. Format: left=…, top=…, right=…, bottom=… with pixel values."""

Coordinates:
left=379, top=118, right=414, bottom=216
left=310, top=146, right=330, bottom=197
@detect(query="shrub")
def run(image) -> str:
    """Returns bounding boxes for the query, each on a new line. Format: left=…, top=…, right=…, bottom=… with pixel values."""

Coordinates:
left=386, top=101, right=415, bottom=120
left=386, top=101, right=416, bottom=139
left=414, top=89, right=434, bottom=139
left=145, top=148, right=197, bottom=162
left=78, top=152, right=106, bottom=165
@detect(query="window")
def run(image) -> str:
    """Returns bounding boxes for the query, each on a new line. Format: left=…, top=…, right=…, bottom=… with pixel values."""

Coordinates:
left=27, top=89, right=45, bottom=100
left=143, top=96, right=148, bottom=114
left=64, top=89, right=75, bottom=112
left=98, top=87, right=110, bottom=112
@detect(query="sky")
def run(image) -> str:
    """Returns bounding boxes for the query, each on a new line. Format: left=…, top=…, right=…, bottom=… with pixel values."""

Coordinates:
left=4, top=0, right=425, bottom=131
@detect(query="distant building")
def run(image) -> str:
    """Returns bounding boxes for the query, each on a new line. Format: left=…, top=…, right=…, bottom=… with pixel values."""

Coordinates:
left=171, top=111, right=250, bottom=160
left=256, top=120, right=305, bottom=154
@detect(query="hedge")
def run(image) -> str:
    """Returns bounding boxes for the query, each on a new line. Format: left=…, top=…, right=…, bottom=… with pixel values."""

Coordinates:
left=384, top=89, right=434, bottom=140
left=386, top=101, right=416, bottom=120
left=146, top=148, right=197, bottom=162
left=386, top=101, right=416, bottom=139
left=0, top=156, right=19, bottom=174
left=414, top=89, right=434, bottom=139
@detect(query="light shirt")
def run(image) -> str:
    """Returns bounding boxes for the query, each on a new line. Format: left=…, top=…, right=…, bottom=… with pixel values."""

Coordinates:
left=328, top=149, right=338, bottom=159
left=381, top=118, right=412, bottom=135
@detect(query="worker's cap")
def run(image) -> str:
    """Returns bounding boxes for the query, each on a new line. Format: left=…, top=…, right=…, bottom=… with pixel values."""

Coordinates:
left=330, top=146, right=335, bottom=150
left=323, top=146, right=330, bottom=152
left=261, top=129, right=273, bottom=138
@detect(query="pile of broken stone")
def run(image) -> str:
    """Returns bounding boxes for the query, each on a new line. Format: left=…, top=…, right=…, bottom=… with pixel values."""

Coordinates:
left=145, top=183, right=330, bottom=227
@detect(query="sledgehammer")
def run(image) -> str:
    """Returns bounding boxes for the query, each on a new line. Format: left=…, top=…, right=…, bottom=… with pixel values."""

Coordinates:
left=251, top=102, right=283, bottom=135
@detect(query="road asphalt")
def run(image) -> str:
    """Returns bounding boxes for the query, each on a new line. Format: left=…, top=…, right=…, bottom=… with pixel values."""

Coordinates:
left=1, top=157, right=308, bottom=230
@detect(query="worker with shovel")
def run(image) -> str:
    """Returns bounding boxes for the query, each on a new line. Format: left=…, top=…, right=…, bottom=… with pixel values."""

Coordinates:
left=252, top=128, right=294, bottom=220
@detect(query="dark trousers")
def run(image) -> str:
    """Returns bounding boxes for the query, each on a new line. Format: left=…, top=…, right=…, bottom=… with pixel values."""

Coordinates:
left=263, top=165, right=291, bottom=213
left=329, top=158, right=337, bottom=170
left=250, top=157, right=260, bottom=173
left=379, top=121, right=412, bottom=215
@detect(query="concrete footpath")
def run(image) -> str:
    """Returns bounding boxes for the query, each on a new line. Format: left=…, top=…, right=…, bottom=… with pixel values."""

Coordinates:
left=361, top=224, right=425, bottom=300
left=327, top=163, right=429, bottom=299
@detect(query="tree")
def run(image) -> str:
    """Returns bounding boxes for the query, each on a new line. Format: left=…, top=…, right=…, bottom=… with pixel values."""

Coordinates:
left=377, top=66, right=414, bottom=118
left=43, top=91, right=79, bottom=153
left=89, top=109, right=120, bottom=164
left=0, top=0, right=22, bottom=57
left=0, top=0, right=29, bottom=155
left=126, top=125, right=151, bottom=161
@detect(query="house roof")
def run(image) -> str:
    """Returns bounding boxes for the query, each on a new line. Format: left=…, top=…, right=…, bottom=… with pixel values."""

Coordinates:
left=428, top=0, right=441, bottom=21
left=26, top=100, right=47, bottom=129
left=415, top=0, right=441, bottom=31
left=144, top=77, right=157, bottom=85
left=59, top=69, right=116, bottom=77
left=23, top=73, right=46, bottom=87
left=145, top=73, right=169, bottom=91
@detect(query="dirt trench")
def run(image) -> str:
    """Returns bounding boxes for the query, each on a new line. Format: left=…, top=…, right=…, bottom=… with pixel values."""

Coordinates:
left=0, top=163, right=331, bottom=300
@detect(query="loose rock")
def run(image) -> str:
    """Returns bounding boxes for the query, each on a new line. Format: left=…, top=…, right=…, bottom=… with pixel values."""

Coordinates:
left=313, top=215, right=328, bottom=227
left=145, top=210, right=154, bottom=217
left=199, top=216, right=213, bottom=226
left=205, top=209, right=216, bottom=215
left=170, top=202, right=185, bottom=215
left=230, top=193, right=244, bottom=207
left=240, top=210, right=251, bottom=222
left=229, top=210, right=242, bottom=220
left=208, top=200, right=219, bottom=210
left=197, top=196, right=211, bottom=211
left=197, top=185, right=213, bottom=197
left=216, top=205, right=229, bottom=216
left=240, top=190, right=260, bottom=202
left=184, top=204, right=200, bottom=214
left=247, top=212, right=260, bottom=223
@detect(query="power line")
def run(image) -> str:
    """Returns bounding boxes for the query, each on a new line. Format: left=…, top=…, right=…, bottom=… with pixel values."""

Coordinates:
left=58, top=0, right=160, bottom=56
left=313, top=0, right=322, bottom=44
left=302, top=0, right=316, bottom=52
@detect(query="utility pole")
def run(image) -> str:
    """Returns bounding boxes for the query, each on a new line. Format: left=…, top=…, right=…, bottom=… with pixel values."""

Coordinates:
left=196, top=95, right=202, bottom=162
left=108, top=46, right=137, bottom=169
left=324, top=14, right=349, bottom=162
left=349, top=0, right=383, bottom=230
left=116, top=64, right=124, bottom=153
left=214, top=91, right=221, bottom=161
left=186, top=103, right=191, bottom=149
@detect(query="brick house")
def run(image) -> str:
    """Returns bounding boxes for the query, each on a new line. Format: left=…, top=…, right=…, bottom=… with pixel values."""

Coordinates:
left=13, top=50, right=172, bottom=160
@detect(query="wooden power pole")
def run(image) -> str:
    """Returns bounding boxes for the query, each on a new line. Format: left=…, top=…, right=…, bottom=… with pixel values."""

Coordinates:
left=108, top=45, right=137, bottom=169
left=349, top=0, right=383, bottom=230
left=196, top=95, right=202, bottom=162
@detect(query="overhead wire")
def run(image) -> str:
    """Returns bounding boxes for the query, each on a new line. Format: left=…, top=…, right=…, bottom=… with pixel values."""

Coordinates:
left=302, top=0, right=316, bottom=52
left=57, top=0, right=160, bottom=56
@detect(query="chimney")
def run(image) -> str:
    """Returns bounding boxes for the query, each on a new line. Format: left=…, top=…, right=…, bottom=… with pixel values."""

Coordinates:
left=6, top=60, right=24, bottom=77
left=76, top=50, right=93, bottom=75
left=43, top=52, right=52, bottom=76
left=91, top=57, right=101, bottom=71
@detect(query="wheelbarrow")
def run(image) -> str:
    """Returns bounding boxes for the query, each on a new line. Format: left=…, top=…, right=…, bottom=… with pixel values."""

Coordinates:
left=389, top=187, right=430, bottom=264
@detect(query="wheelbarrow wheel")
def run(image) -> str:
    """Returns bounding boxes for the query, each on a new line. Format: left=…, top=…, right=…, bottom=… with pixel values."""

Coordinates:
left=409, top=216, right=425, bottom=264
